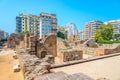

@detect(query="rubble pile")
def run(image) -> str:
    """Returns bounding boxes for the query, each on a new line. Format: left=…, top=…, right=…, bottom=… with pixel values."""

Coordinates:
left=17, top=48, right=51, bottom=80
left=26, top=65, right=48, bottom=80
left=83, top=39, right=98, bottom=48
left=18, top=53, right=41, bottom=73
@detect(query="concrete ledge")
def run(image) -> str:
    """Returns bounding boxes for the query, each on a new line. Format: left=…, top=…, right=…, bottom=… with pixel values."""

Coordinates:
left=51, top=53, right=120, bottom=68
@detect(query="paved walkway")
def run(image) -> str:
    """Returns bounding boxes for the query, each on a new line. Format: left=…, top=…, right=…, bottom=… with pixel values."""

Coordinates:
left=52, top=55, right=120, bottom=80
left=0, top=49, right=24, bottom=80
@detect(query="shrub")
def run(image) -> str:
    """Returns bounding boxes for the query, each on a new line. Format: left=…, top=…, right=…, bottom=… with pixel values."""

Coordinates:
left=97, top=40, right=120, bottom=44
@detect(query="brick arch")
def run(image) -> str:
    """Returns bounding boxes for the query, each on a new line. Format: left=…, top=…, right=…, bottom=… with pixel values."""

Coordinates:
left=41, top=34, right=57, bottom=56
left=42, top=34, right=57, bottom=44
left=41, top=51, right=47, bottom=58
left=37, top=50, right=47, bottom=59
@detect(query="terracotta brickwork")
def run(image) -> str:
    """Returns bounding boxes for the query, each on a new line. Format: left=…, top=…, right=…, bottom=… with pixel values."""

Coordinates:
left=24, top=34, right=37, bottom=55
left=96, top=45, right=120, bottom=56
left=67, top=35, right=78, bottom=43
left=24, top=34, right=30, bottom=48
left=37, top=34, right=57, bottom=59
left=58, top=50, right=83, bottom=62
left=22, top=33, right=120, bottom=64
left=7, top=33, right=24, bottom=48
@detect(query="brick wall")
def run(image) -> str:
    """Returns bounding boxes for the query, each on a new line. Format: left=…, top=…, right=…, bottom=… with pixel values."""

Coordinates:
left=58, top=50, right=83, bottom=62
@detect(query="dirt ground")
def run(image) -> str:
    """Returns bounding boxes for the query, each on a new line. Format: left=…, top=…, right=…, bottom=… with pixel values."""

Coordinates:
left=0, top=49, right=24, bottom=80
left=53, top=54, right=120, bottom=80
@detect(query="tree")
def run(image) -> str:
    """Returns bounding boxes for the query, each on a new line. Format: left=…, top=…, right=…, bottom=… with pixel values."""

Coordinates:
left=94, top=29, right=103, bottom=42
left=57, top=31, right=65, bottom=39
left=22, top=30, right=29, bottom=34
left=101, top=23, right=114, bottom=40
left=94, top=23, right=114, bottom=42
left=113, top=34, right=120, bottom=40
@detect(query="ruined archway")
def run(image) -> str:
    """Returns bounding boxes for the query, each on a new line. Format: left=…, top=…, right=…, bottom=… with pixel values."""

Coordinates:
left=41, top=51, right=47, bottom=58
left=41, top=34, right=57, bottom=56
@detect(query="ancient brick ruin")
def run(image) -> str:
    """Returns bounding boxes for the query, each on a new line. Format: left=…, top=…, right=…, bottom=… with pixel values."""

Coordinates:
left=7, top=33, right=24, bottom=48
left=17, top=48, right=51, bottom=80
left=57, top=38, right=83, bottom=63
left=8, top=33, right=120, bottom=80
left=58, top=50, right=83, bottom=62
left=19, top=33, right=83, bottom=63
left=37, top=34, right=57, bottom=59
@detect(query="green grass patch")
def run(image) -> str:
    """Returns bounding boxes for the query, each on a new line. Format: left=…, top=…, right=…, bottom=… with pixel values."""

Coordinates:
left=97, top=40, right=120, bottom=44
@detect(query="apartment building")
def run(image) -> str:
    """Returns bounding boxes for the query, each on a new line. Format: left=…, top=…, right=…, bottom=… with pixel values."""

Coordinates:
left=105, top=20, right=120, bottom=34
left=16, top=13, right=40, bottom=35
left=39, top=13, right=57, bottom=39
left=0, top=29, right=9, bottom=39
left=65, top=23, right=78, bottom=39
left=78, top=30, right=84, bottom=40
left=84, top=20, right=103, bottom=39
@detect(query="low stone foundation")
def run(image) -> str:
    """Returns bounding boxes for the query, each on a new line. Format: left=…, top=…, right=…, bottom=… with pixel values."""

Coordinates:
left=18, top=53, right=41, bottom=78
left=58, top=50, right=83, bottom=62
left=17, top=48, right=51, bottom=80
left=96, top=45, right=120, bottom=56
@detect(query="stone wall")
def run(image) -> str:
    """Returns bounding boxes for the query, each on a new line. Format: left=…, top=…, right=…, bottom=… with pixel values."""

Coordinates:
left=20, top=41, right=25, bottom=48
left=58, top=50, right=83, bottom=62
left=23, top=34, right=38, bottom=55
left=113, top=45, right=120, bottom=53
left=24, top=34, right=30, bottom=49
left=57, top=38, right=71, bottom=52
left=83, top=39, right=98, bottom=48
left=29, top=35, right=36, bottom=55
left=73, top=43, right=120, bottom=57
left=42, top=34, right=57, bottom=56
left=23, top=34, right=57, bottom=60
left=18, top=53, right=41, bottom=75
left=96, top=45, right=120, bottom=56
left=96, top=48, right=108, bottom=56
left=67, top=35, right=79, bottom=43
left=7, top=33, right=24, bottom=48
left=17, top=49, right=51, bottom=80
left=37, top=34, right=57, bottom=59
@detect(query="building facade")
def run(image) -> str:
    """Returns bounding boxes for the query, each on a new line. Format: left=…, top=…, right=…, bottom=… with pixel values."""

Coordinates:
left=0, top=29, right=9, bottom=39
left=16, top=13, right=40, bottom=35
left=4, top=32, right=9, bottom=39
left=78, top=30, right=84, bottom=40
left=65, top=23, right=78, bottom=39
left=39, top=13, right=57, bottom=39
left=84, top=20, right=103, bottom=39
left=0, top=29, right=4, bottom=39
left=105, top=20, right=120, bottom=34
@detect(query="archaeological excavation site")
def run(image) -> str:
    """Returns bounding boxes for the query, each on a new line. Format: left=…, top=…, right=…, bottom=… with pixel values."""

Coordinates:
left=7, top=33, right=120, bottom=80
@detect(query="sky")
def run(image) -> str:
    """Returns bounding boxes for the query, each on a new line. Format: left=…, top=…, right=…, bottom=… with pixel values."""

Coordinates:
left=0, top=0, right=120, bottom=34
